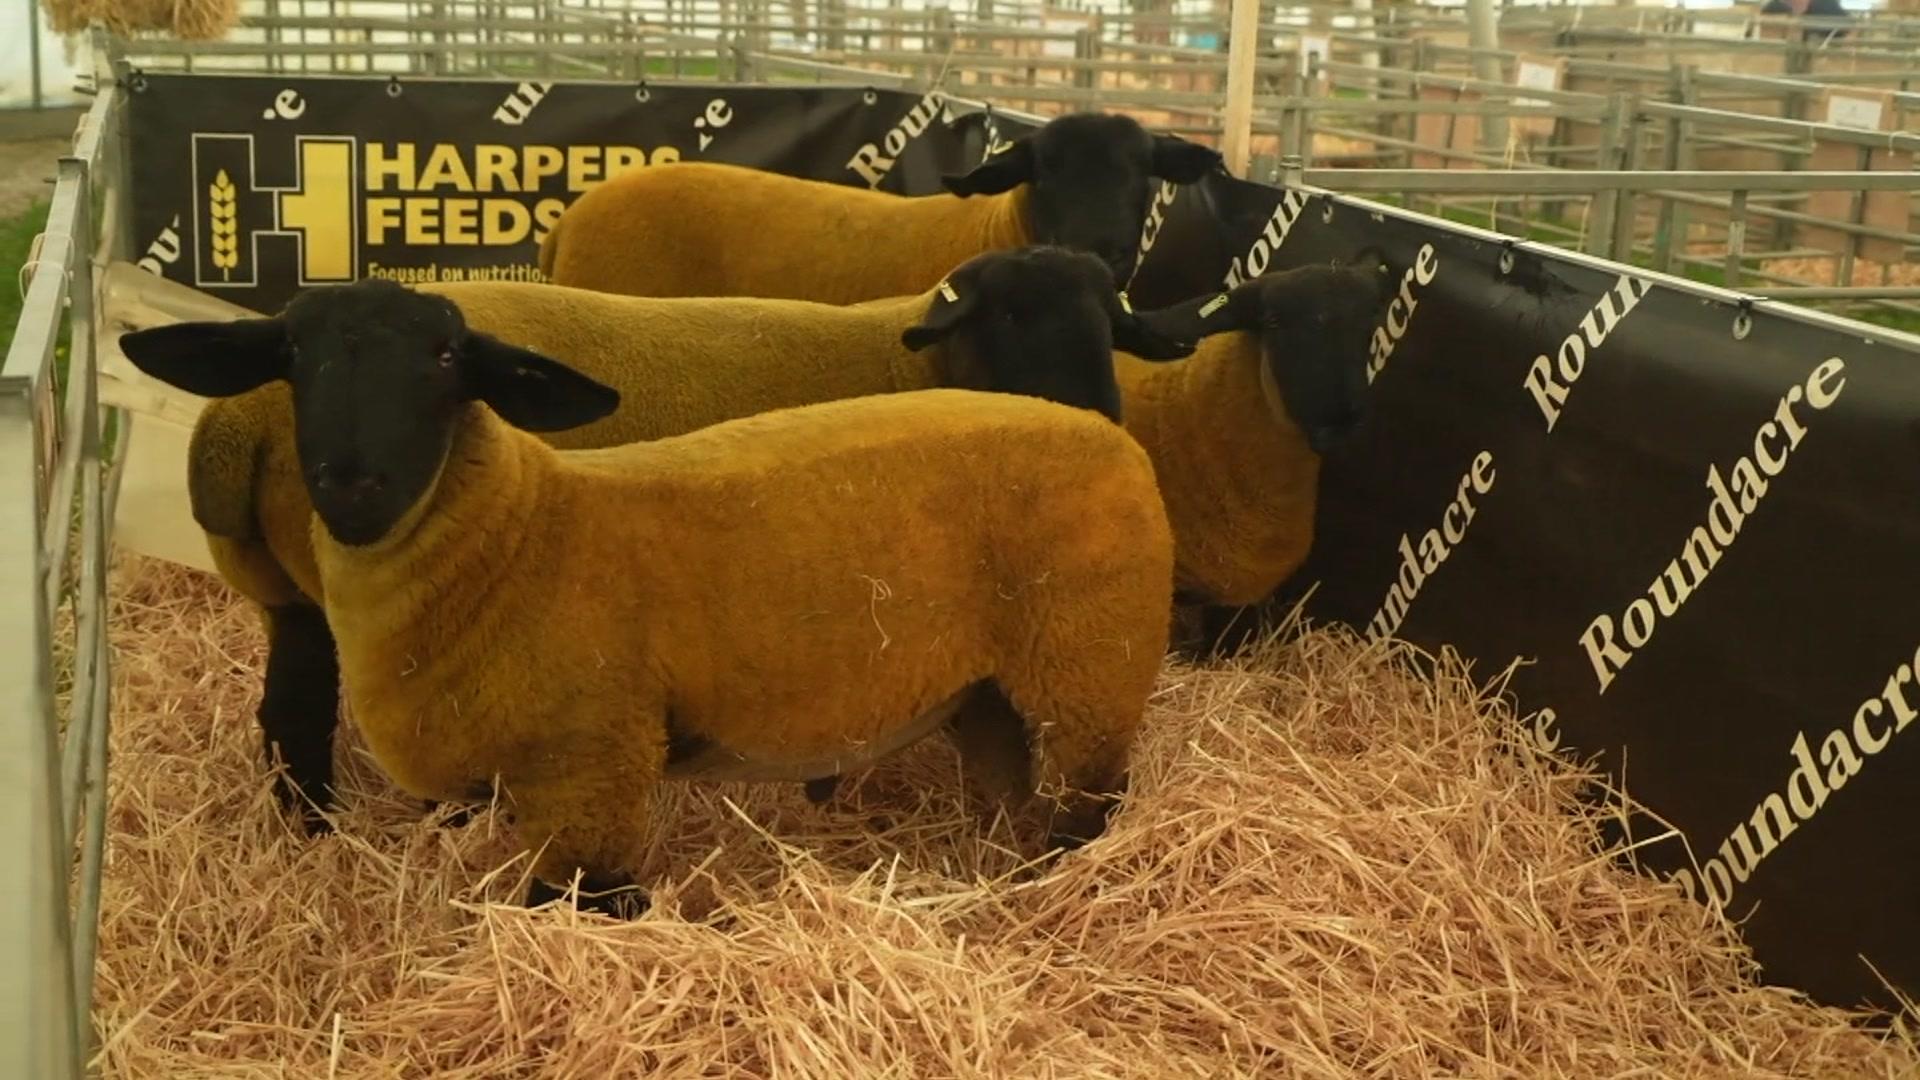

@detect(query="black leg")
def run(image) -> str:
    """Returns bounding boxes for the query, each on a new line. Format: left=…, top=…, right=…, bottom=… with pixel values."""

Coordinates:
left=803, top=775, right=841, bottom=804
left=1046, top=771, right=1128, bottom=854
left=1197, top=603, right=1263, bottom=660
left=526, top=871, right=649, bottom=919
left=258, top=602, right=341, bottom=836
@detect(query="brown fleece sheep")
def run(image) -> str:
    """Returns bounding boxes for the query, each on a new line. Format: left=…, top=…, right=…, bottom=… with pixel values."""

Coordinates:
left=120, top=283, right=1176, bottom=915
left=540, top=111, right=1223, bottom=303
left=1119, top=256, right=1396, bottom=608
left=800, top=255, right=1397, bottom=808
left=136, top=248, right=1192, bottom=834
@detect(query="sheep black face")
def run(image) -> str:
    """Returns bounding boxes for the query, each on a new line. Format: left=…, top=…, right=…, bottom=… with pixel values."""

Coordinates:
left=1138, top=251, right=1397, bottom=455
left=942, top=113, right=1223, bottom=285
left=117, top=278, right=618, bottom=546
left=899, top=245, right=1197, bottom=422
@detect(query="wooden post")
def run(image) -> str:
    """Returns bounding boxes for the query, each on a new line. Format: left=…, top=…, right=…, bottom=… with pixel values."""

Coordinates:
left=1221, top=0, right=1261, bottom=176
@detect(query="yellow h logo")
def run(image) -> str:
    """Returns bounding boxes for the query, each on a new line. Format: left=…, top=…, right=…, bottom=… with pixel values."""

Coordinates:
left=192, top=133, right=359, bottom=288
left=280, top=140, right=354, bottom=281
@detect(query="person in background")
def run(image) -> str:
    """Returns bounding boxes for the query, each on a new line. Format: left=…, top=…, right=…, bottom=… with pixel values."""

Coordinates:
left=1759, top=0, right=1853, bottom=43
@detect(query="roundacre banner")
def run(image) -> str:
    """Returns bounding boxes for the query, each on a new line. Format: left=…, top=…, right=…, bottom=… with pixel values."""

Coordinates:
left=124, top=72, right=1920, bottom=1013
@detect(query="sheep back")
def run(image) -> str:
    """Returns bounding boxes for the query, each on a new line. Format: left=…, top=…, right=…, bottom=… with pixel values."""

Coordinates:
left=1115, top=338, right=1321, bottom=608
left=540, top=162, right=1031, bottom=304
left=312, top=389, right=1173, bottom=881
left=185, top=280, right=961, bottom=616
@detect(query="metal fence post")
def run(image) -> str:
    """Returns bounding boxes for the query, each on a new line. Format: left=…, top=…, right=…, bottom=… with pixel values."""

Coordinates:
left=1584, top=91, right=1629, bottom=258
left=1286, top=67, right=1309, bottom=162
left=1611, top=95, right=1646, bottom=262
left=0, top=139, right=86, bottom=1080
left=1725, top=188, right=1748, bottom=288
left=931, top=7, right=954, bottom=58
left=1073, top=26, right=1099, bottom=91
left=1652, top=65, right=1695, bottom=273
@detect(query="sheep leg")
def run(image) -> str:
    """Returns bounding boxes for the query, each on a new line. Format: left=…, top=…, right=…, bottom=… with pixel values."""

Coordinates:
left=999, top=673, right=1146, bottom=854
left=947, top=682, right=1036, bottom=809
left=258, top=602, right=342, bottom=836
left=506, top=739, right=661, bottom=920
left=806, top=681, right=1035, bottom=808
left=1195, top=603, right=1263, bottom=660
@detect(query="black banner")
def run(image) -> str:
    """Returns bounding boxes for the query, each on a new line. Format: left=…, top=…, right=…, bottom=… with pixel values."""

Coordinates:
left=124, top=74, right=1007, bottom=311
left=126, top=73, right=1920, bottom=1013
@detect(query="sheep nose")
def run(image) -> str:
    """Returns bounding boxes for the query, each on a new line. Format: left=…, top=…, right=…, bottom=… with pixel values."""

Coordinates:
left=314, top=461, right=384, bottom=497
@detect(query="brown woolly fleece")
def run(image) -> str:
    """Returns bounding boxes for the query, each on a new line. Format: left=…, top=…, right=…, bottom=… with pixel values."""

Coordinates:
left=310, top=389, right=1174, bottom=886
left=186, top=280, right=979, bottom=611
left=539, top=162, right=1032, bottom=304
left=1114, top=336, right=1319, bottom=608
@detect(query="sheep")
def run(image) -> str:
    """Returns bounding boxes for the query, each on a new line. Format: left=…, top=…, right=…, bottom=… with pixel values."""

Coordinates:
left=138, top=247, right=1194, bottom=835
left=538, top=111, right=1223, bottom=304
left=118, top=282, right=1177, bottom=915
left=796, top=253, right=1396, bottom=807
left=1114, top=253, right=1397, bottom=614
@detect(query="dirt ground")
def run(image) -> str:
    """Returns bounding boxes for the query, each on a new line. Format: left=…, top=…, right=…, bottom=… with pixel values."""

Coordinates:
left=0, top=136, right=71, bottom=218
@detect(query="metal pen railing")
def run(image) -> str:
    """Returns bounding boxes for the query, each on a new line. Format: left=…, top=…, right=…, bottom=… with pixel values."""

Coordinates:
left=0, top=61, right=130, bottom=1080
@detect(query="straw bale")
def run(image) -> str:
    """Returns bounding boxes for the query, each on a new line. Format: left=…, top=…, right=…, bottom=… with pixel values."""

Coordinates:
left=93, top=551, right=1918, bottom=1077
left=40, top=0, right=239, bottom=42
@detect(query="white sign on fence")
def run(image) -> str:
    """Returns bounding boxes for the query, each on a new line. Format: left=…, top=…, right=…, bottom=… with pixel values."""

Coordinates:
left=1824, top=93, right=1887, bottom=132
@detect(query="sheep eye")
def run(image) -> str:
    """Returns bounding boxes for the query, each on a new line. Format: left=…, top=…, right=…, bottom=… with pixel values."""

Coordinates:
left=437, top=345, right=456, bottom=366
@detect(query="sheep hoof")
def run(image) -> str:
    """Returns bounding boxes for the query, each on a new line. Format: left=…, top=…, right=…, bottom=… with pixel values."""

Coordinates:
left=526, top=873, right=650, bottom=919
left=1046, top=785, right=1127, bottom=854
left=296, top=805, right=334, bottom=838
left=803, top=776, right=841, bottom=804
left=273, top=776, right=335, bottom=837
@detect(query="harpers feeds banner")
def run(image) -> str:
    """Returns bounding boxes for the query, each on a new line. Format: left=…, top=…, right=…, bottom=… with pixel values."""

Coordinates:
left=124, top=73, right=1920, bottom=1013
left=125, top=74, right=1006, bottom=311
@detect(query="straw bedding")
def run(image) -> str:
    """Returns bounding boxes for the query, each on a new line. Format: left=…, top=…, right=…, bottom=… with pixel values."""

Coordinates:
left=93, top=551, right=1918, bottom=1077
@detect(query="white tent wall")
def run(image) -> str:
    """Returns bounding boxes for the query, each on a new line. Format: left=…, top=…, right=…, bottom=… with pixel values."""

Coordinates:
left=0, top=0, right=84, bottom=109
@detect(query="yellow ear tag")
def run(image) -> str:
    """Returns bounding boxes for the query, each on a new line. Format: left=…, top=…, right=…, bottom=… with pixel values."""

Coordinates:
left=1118, top=290, right=1134, bottom=314
left=938, top=280, right=959, bottom=302
left=1198, top=293, right=1230, bottom=318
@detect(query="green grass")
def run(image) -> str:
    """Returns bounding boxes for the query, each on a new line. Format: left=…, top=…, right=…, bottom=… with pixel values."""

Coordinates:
left=1, top=198, right=52, bottom=360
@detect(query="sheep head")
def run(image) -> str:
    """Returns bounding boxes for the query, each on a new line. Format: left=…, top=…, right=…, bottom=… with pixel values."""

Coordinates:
left=117, top=278, right=618, bottom=547
left=1135, top=249, right=1396, bottom=455
left=900, top=245, right=1197, bottom=424
left=940, top=112, right=1222, bottom=285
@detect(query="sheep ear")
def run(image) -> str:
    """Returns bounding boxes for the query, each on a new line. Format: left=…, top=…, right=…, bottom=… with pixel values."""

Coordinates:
left=941, top=139, right=1033, bottom=197
left=1342, top=245, right=1397, bottom=301
left=461, top=333, right=621, bottom=433
left=116, top=317, right=289, bottom=398
left=1107, top=292, right=1196, bottom=361
left=900, top=279, right=981, bottom=350
left=1129, top=284, right=1259, bottom=347
left=1150, top=135, right=1223, bottom=183
left=1111, top=313, right=1196, bottom=361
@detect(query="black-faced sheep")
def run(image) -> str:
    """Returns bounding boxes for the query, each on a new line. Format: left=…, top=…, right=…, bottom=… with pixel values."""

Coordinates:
left=126, top=248, right=1191, bottom=835
left=1117, top=255, right=1396, bottom=611
left=119, top=283, right=1177, bottom=915
left=800, top=254, right=1395, bottom=807
left=539, top=111, right=1223, bottom=303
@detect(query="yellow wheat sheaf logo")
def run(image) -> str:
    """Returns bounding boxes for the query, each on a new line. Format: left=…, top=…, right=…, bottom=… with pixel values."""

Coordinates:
left=209, top=169, right=239, bottom=279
